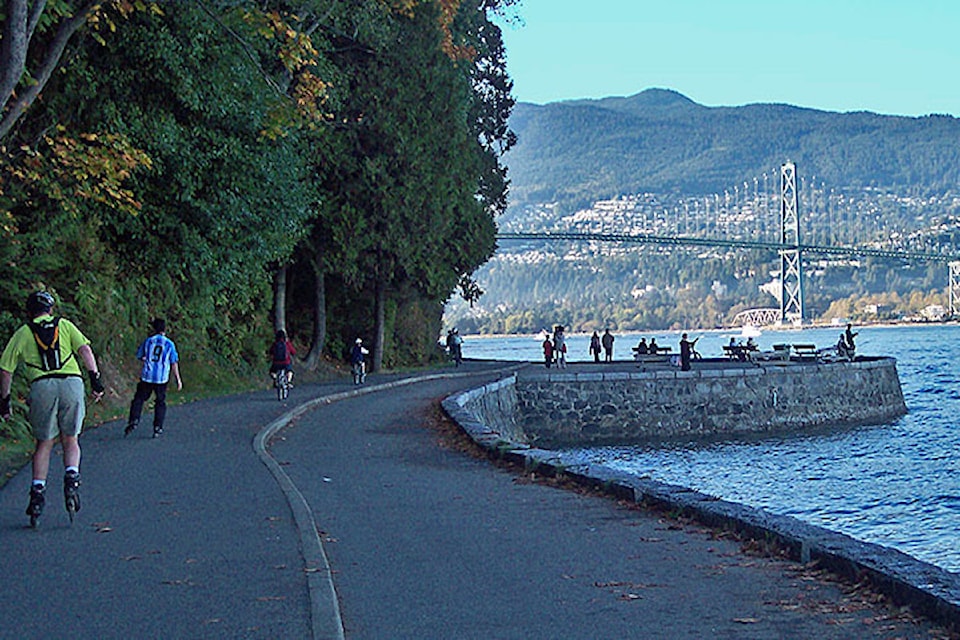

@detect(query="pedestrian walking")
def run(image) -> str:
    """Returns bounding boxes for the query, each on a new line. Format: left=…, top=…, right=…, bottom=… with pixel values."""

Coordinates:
left=589, top=331, right=602, bottom=363
left=125, top=318, right=182, bottom=438
left=351, top=338, right=369, bottom=384
left=0, top=291, right=105, bottom=526
left=601, top=329, right=615, bottom=362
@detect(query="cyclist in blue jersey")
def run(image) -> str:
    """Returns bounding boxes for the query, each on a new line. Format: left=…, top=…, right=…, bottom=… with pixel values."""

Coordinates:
left=125, top=318, right=182, bottom=438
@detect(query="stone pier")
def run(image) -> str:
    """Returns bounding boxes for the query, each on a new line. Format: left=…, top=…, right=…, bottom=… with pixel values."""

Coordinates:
left=448, top=357, right=905, bottom=449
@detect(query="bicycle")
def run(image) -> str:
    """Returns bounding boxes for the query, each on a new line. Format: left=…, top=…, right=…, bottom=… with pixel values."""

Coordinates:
left=273, top=368, right=290, bottom=400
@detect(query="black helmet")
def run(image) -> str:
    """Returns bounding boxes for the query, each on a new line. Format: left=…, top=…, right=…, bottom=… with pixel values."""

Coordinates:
left=26, top=291, right=55, bottom=315
left=276, top=329, right=286, bottom=341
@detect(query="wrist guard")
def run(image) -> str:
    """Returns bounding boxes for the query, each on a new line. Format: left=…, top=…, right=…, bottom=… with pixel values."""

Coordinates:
left=88, top=370, right=104, bottom=394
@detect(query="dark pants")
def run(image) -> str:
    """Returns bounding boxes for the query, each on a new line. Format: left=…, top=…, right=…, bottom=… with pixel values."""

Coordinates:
left=128, top=381, right=169, bottom=429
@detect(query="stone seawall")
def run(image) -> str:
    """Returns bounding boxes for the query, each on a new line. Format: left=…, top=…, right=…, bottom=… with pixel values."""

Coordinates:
left=441, top=374, right=529, bottom=448
left=517, top=358, right=906, bottom=447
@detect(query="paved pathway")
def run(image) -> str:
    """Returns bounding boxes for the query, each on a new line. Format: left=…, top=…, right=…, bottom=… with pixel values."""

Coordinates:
left=0, top=361, right=948, bottom=638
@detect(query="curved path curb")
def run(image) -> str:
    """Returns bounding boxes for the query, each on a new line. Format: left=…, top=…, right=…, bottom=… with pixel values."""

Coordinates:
left=253, top=364, right=524, bottom=640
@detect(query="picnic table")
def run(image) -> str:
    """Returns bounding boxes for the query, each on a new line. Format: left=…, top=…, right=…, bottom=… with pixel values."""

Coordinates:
left=792, top=343, right=818, bottom=360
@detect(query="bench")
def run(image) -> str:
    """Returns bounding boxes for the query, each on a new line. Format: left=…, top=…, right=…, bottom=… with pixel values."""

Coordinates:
left=634, top=354, right=671, bottom=364
left=722, top=344, right=757, bottom=361
left=632, top=345, right=671, bottom=356
left=755, top=344, right=790, bottom=362
left=792, top=343, right=818, bottom=360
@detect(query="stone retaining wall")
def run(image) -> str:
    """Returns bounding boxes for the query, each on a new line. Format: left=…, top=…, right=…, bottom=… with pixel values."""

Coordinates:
left=516, top=358, right=905, bottom=447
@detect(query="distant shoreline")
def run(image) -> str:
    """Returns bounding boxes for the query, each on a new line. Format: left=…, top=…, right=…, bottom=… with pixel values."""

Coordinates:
left=458, top=318, right=960, bottom=339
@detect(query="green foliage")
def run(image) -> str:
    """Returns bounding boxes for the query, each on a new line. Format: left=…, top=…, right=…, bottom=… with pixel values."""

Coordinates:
left=0, top=0, right=515, bottom=403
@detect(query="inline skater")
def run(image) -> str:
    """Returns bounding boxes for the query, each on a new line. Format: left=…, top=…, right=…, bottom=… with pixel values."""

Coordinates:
left=0, top=291, right=105, bottom=526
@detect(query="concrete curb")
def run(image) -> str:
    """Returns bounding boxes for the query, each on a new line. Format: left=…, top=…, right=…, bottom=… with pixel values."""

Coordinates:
left=442, top=382, right=960, bottom=632
left=253, top=364, right=524, bottom=640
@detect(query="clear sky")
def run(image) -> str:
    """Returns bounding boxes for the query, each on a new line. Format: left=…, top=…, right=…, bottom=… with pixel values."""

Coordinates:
left=494, top=0, right=960, bottom=117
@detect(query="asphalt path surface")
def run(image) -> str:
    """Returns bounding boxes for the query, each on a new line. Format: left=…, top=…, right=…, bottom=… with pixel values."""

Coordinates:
left=0, top=361, right=948, bottom=639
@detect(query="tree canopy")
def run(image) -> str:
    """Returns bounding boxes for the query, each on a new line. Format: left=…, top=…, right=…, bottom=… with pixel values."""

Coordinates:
left=0, top=0, right=517, bottom=379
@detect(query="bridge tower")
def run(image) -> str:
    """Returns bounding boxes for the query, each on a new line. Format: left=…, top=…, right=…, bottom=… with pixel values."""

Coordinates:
left=779, top=162, right=804, bottom=325
left=950, top=262, right=960, bottom=317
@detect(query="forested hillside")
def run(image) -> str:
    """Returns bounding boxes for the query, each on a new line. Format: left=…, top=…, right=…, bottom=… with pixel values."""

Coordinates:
left=442, top=89, right=960, bottom=335
left=0, top=2, right=515, bottom=403
left=505, top=88, right=960, bottom=211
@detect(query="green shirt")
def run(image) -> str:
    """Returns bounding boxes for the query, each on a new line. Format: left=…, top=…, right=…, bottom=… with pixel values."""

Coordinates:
left=0, top=315, right=91, bottom=382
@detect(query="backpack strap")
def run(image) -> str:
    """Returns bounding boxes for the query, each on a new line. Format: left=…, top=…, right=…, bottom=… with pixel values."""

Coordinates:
left=24, top=317, right=74, bottom=372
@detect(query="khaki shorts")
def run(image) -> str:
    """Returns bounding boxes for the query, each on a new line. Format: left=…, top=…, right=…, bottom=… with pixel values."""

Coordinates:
left=28, top=376, right=86, bottom=441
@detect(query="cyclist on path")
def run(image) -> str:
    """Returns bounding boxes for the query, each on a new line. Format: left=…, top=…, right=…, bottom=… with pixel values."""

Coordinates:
left=0, top=291, right=105, bottom=524
left=269, top=329, right=296, bottom=385
left=125, top=318, right=182, bottom=438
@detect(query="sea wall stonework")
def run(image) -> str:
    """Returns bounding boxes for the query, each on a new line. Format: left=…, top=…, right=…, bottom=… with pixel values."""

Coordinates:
left=445, top=359, right=906, bottom=449
left=442, top=375, right=529, bottom=448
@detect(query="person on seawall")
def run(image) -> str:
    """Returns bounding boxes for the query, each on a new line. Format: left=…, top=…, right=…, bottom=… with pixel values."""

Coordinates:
left=269, top=329, right=296, bottom=385
left=636, top=338, right=648, bottom=355
left=553, top=325, right=567, bottom=369
left=542, top=334, right=554, bottom=368
left=589, top=331, right=602, bottom=363
left=125, top=318, right=182, bottom=438
left=0, top=291, right=105, bottom=525
left=679, top=333, right=698, bottom=371
left=648, top=337, right=659, bottom=354
left=601, top=328, right=615, bottom=362
left=845, top=323, right=859, bottom=354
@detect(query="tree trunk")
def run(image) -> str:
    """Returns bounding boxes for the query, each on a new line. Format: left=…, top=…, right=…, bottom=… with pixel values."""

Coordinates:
left=0, top=2, right=98, bottom=141
left=372, top=276, right=386, bottom=372
left=304, top=261, right=327, bottom=370
left=272, top=265, right=287, bottom=333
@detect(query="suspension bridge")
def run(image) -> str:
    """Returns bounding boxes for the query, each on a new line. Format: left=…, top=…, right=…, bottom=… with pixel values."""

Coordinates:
left=497, top=162, right=960, bottom=325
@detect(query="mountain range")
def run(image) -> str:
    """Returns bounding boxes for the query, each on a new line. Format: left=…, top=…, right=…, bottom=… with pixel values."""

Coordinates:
left=503, top=88, right=960, bottom=212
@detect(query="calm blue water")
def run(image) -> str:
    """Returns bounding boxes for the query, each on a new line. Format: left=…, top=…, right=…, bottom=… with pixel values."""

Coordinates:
left=463, top=325, right=960, bottom=573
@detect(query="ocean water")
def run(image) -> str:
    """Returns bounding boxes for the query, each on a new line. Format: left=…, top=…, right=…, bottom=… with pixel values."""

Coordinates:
left=462, top=324, right=960, bottom=573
